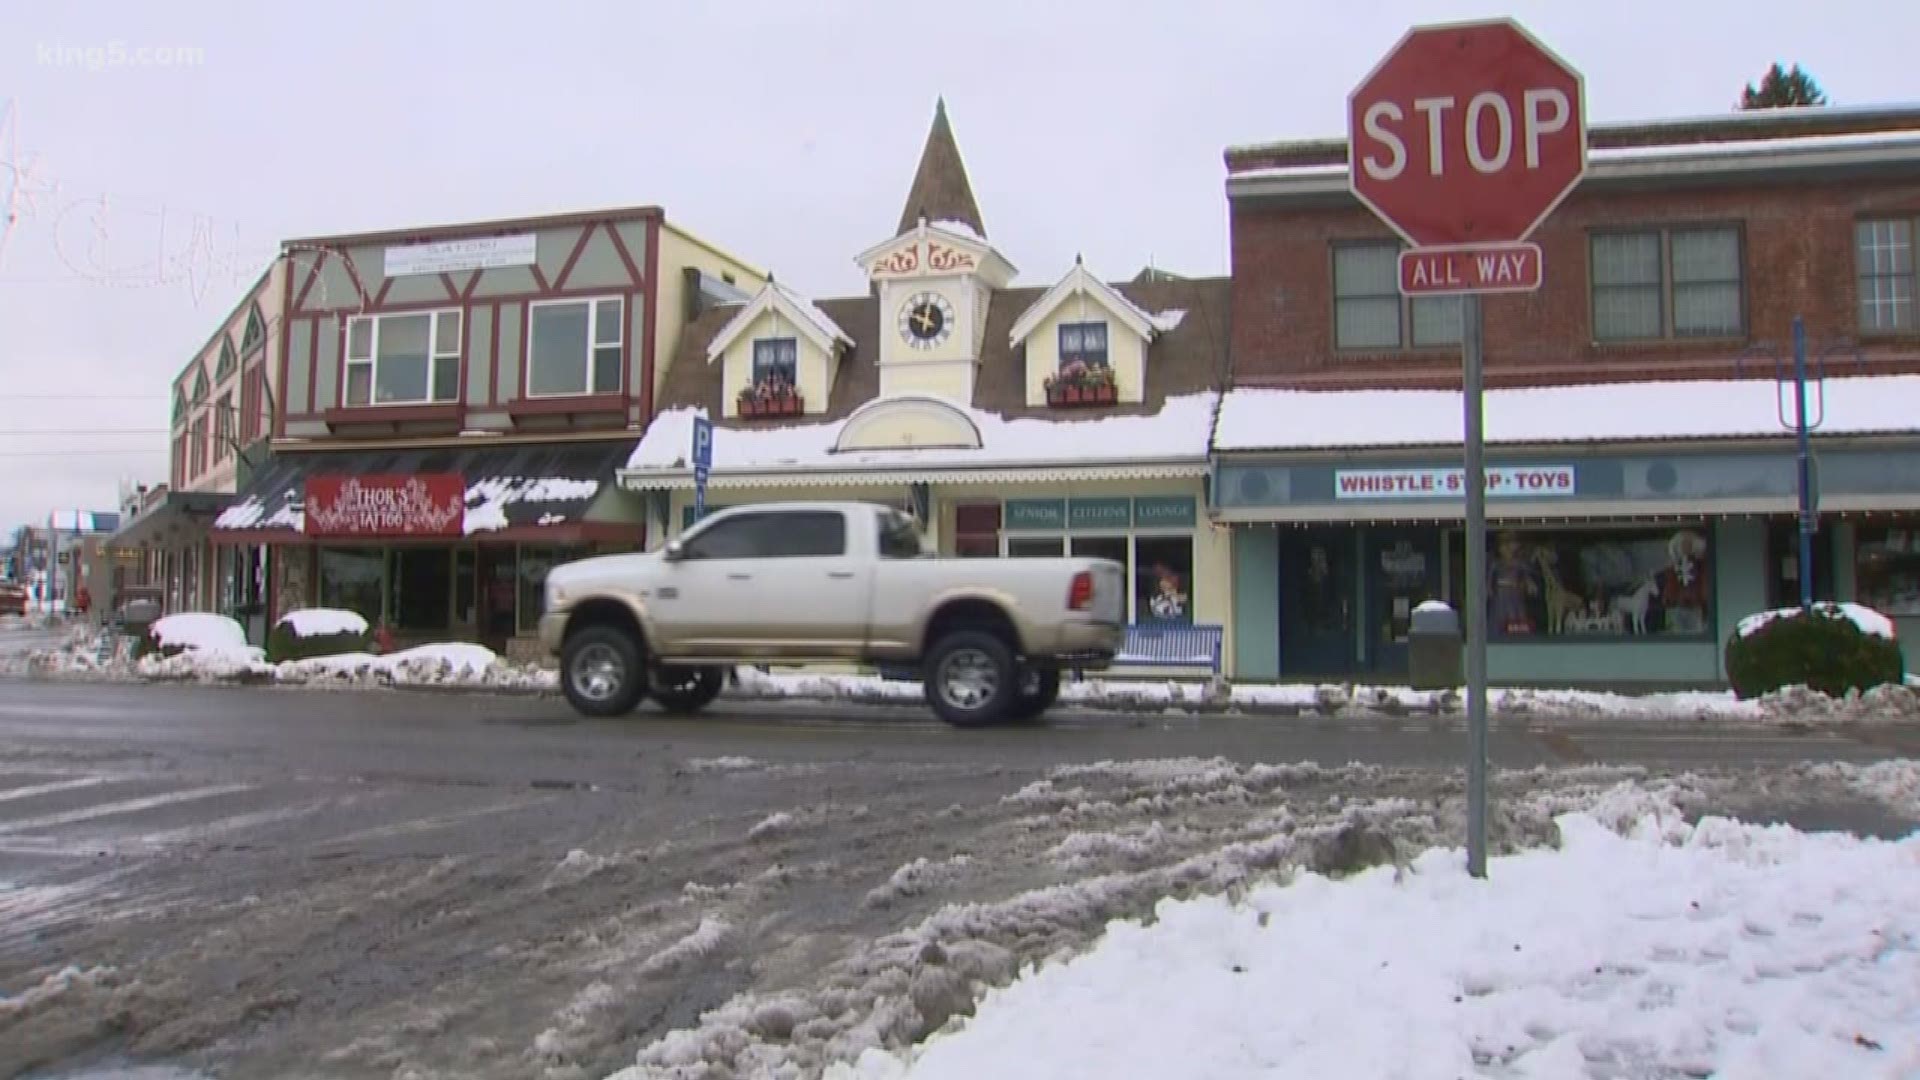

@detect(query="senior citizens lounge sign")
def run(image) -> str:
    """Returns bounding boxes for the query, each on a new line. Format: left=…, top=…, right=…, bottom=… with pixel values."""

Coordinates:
left=303, top=474, right=466, bottom=537
left=1335, top=466, right=1576, bottom=500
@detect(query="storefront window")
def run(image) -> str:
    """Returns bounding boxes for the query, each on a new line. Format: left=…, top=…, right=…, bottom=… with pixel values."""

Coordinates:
left=1008, top=537, right=1063, bottom=558
left=518, top=544, right=590, bottom=634
left=1070, top=535, right=1129, bottom=570
left=1450, top=526, right=1714, bottom=640
left=318, top=547, right=385, bottom=625
left=1134, top=535, right=1195, bottom=624
left=1855, top=522, right=1920, bottom=617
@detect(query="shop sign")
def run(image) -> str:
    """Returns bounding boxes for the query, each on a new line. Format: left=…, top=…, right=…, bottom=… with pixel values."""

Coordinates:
left=1005, top=499, right=1066, bottom=530
left=1334, top=465, right=1577, bottom=500
left=1132, top=496, right=1197, bottom=528
left=383, top=233, right=538, bottom=278
left=304, top=474, right=465, bottom=537
left=1069, top=498, right=1133, bottom=529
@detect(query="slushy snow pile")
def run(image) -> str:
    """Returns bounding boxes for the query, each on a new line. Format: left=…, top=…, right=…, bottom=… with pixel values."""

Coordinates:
left=136, top=638, right=552, bottom=690
left=835, top=808, right=1920, bottom=1080
left=1735, top=600, right=1898, bottom=640
left=277, top=607, right=369, bottom=638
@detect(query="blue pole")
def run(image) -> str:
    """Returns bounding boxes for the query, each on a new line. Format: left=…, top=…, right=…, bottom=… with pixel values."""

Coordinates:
left=1791, top=317, right=1815, bottom=612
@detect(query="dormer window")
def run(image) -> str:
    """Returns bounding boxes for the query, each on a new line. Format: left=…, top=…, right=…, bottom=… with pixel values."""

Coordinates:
left=1059, top=322, right=1109, bottom=368
left=753, top=337, right=798, bottom=386
left=739, top=337, right=803, bottom=418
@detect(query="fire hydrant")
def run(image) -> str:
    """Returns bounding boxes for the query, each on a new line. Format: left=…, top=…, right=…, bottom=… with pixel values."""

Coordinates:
left=372, top=623, right=396, bottom=655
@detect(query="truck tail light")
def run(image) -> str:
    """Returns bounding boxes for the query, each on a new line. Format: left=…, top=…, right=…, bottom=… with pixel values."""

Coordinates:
left=1067, top=570, right=1094, bottom=612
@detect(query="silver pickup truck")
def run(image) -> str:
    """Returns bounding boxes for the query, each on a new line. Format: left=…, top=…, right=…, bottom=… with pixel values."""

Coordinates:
left=538, top=501, right=1125, bottom=726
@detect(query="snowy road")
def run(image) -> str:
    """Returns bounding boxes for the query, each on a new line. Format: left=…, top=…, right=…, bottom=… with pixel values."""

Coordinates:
left=0, top=679, right=1914, bottom=1079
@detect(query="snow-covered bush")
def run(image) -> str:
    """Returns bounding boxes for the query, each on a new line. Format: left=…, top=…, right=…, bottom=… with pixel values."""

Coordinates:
left=1726, top=602, right=1904, bottom=701
left=267, top=608, right=372, bottom=662
left=147, top=612, right=251, bottom=659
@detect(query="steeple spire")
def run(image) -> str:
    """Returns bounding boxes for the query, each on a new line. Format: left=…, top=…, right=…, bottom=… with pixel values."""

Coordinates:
left=896, top=97, right=986, bottom=239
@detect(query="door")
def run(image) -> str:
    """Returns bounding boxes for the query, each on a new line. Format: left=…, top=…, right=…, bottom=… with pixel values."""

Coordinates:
left=662, top=509, right=870, bottom=658
left=477, top=546, right=517, bottom=654
left=1278, top=527, right=1357, bottom=679
left=1365, top=529, right=1441, bottom=677
left=1766, top=519, right=1835, bottom=609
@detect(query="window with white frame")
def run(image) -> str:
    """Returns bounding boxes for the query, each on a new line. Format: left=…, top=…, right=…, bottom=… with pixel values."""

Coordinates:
left=1856, top=218, right=1915, bottom=333
left=1059, top=321, right=1109, bottom=367
left=1590, top=225, right=1744, bottom=341
left=343, top=310, right=462, bottom=407
left=1001, top=529, right=1194, bottom=624
left=214, top=392, right=233, bottom=462
left=751, top=337, right=797, bottom=388
left=528, top=296, right=623, bottom=397
left=1332, top=241, right=1461, bottom=350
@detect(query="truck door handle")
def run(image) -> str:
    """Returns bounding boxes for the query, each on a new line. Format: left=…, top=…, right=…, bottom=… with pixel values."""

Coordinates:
left=827, top=571, right=855, bottom=580
left=726, top=572, right=752, bottom=581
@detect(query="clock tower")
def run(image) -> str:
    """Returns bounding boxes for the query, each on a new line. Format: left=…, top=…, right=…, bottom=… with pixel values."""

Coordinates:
left=855, top=99, right=1015, bottom=403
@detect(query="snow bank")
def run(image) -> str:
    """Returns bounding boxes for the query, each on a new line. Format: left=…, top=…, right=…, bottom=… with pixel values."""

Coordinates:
left=135, top=639, right=555, bottom=691
left=277, top=608, right=369, bottom=639
left=837, top=811, right=1920, bottom=1080
left=1735, top=600, right=1898, bottom=640
left=149, top=612, right=253, bottom=656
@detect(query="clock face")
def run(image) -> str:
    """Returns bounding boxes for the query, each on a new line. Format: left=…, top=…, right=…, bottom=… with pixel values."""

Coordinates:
left=898, top=291, right=956, bottom=349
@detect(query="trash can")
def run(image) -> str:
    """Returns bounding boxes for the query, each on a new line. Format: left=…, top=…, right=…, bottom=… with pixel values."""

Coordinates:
left=1407, top=600, right=1462, bottom=690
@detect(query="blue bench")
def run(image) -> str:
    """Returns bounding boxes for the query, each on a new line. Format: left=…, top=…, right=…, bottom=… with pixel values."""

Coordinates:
left=1115, top=622, right=1224, bottom=673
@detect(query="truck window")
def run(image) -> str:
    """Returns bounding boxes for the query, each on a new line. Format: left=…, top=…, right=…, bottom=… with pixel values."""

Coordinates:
left=681, top=510, right=845, bottom=559
left=877, top=511, right=924, bottom=560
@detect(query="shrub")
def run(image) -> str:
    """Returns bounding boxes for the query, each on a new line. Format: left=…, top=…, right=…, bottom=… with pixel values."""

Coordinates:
left=267, top=611, right=373, bottom=663
left=1725, top=603, right=1905, bottom=701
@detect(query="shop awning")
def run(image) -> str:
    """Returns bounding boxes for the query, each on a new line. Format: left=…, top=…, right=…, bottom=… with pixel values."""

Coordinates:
left=107, top=491, right=233, bottom=550
left=210, top=440, right=638, bottom=543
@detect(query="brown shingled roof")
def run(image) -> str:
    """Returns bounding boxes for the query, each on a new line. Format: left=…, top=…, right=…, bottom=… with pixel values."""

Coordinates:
left=895, top=99, right=987, bottom=239
left=655, top=277, right=1231, bottom=428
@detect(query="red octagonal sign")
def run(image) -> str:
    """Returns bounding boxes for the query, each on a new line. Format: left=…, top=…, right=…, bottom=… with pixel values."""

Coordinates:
left=1349, top=19, right=1587, bottom=248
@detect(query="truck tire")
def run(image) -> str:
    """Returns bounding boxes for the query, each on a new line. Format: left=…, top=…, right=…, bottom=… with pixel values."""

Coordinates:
left=1004, top=666, right=1062, bottom=722
left=653, top=665, right=725, bottom=714
left=561, top=626, right=648, bottom=717
left=924, top=630, right=1018, bottom=727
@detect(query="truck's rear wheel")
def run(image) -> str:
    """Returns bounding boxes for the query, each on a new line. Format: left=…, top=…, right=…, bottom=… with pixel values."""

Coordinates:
left=924, top=630, right=1017, bottom=727
left=561, top=626, right=647, bottom=717
left=653, top=665, right=725, bottom=714
left=1004, top=666, right=1061, bottom=722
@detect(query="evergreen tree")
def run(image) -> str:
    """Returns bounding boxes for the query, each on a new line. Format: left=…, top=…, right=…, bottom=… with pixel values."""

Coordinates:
left=1741, top=63, right=1828, bottom=109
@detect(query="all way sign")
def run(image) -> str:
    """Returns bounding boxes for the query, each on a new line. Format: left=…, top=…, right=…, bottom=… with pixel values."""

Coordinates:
left=1399, top=242, right=1542, bottom=295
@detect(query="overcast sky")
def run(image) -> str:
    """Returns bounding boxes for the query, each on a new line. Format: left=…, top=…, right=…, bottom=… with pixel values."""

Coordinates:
left=1, top=0, right=1914, bottom=538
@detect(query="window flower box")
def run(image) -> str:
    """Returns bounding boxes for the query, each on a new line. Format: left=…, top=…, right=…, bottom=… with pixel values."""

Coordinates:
left=737, top=379, right=804, bottom=419
left=1043, top=361, right=1119, bottom=408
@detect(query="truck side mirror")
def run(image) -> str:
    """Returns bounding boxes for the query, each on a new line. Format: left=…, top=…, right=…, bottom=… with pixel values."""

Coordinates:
left=663, top=540, right=686, bottom=562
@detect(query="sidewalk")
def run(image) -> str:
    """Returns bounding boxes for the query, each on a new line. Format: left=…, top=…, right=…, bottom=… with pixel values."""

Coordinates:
left=8, top=626, right=1920, bottom=726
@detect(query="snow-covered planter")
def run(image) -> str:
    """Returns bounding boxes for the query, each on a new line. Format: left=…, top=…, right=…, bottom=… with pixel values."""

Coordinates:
left=1726, top=601, right=1904, bottom=701
left=267, top=607, right=373, bottom=662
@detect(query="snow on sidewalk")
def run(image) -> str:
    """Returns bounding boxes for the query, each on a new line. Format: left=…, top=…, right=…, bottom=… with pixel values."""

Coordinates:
left=834, top=807, right=1920, bottom=1080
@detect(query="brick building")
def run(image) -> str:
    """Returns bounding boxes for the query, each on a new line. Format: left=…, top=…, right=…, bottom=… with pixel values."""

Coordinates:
left=1212, top=104, right=1920, bottom=685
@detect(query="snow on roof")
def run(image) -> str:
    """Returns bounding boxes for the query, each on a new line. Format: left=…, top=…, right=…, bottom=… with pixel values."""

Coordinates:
left=1214, top=375, right=1920, bottom=452
left=1009, top=263, right=1164, bottom=346
left=704, top=279, right=852, bottom=362
left=1229, top=128, right=1920, bottom=183
left=625, top=392, right=1219, bottom=475
left=930, top=218, right=984, bottom=244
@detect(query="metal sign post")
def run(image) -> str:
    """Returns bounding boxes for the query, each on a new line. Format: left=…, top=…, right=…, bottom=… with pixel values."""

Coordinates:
left=691, top=415, right=714, bottom=523
left=1347, top=17, right=1588, bottom=879
left=1790, top=316, right=1816, bottom=612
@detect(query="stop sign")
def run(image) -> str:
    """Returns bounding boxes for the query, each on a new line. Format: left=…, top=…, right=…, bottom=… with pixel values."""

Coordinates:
left=1348, top=19, right=1586, bottom=248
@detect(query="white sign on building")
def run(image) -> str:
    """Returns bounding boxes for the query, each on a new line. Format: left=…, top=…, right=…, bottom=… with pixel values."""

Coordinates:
left=1334, top=466, right=1577, bottom=500
left=383, top=233, right=539, bottom=277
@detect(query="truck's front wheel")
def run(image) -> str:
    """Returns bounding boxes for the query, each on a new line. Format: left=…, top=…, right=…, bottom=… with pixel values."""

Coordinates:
left=561, top=626, right=647, bottom=717
left=924, top=630, right=1017, bottom=727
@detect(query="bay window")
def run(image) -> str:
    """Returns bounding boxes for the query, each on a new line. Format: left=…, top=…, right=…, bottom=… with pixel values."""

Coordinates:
left=528, top=296, right=624, bottom=397
left=344, top=310, right=462, bottom=407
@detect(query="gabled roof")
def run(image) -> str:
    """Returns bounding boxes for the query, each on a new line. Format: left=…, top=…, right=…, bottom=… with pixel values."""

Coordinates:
left=896, top=98, right=986, bottom=239
left=703, top=279, right=854, bottom=363
left=1008, top=260, right=1187, bottom=346
left=853, top=217, right=1017, bottom=285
